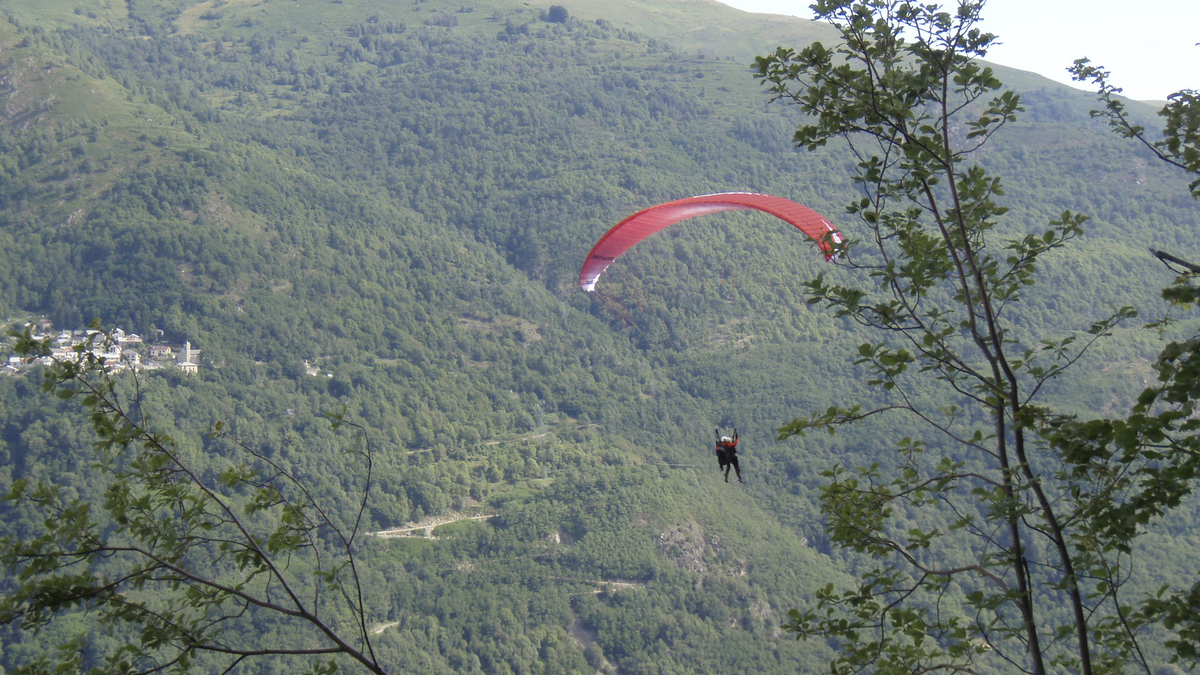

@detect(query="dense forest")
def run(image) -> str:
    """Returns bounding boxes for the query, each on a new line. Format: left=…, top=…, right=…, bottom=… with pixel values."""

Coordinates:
left=0, top=0, right=1197, bottom=672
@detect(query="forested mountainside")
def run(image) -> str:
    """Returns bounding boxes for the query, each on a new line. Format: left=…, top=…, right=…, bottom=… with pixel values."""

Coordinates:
left=0, top=0, right=1197, bottom=672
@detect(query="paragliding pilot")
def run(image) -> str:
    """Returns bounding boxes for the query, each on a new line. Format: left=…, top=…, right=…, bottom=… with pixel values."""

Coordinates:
left=714, top=429, right=742, bottom=483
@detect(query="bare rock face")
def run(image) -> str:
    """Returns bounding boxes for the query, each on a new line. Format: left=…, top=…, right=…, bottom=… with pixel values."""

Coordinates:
left=658, top=521, right=752, bottom=583
left=657, top=521, right=710, bottom=576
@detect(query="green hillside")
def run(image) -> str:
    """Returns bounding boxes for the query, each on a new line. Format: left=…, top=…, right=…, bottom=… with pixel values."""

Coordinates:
left=0, top=0, right=1196, bottom=672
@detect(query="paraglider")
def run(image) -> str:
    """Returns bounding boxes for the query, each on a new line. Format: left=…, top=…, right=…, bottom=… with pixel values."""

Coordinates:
left=579, top=192, right=842, bottom=292
left=579, top=194, right=843, bottom=478
left=714, top=428, right=741, bottom=484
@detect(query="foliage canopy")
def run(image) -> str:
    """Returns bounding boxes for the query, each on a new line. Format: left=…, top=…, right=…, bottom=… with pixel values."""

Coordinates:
left=755, top=1, right=1188, bottom=673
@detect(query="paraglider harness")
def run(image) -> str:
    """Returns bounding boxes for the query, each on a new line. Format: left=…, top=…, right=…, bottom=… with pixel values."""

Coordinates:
left=714, top=428, right=741, bottom=483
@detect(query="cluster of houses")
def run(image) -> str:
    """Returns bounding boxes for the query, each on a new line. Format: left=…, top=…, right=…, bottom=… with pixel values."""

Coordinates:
left=3, top=319, right=202, bottom=376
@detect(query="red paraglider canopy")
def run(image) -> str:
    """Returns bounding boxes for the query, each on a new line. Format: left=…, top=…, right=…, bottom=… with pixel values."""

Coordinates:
left=579, top=192, right=842, bottom=292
